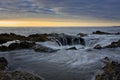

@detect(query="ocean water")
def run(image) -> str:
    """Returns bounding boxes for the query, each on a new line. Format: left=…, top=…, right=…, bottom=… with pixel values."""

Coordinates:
left=0, top=27, right=120, bottom=80
left=0, top=27, right=119, bottom=36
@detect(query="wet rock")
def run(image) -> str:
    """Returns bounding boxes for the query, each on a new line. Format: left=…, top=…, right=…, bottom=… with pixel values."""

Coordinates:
left=94, top=44, right=102, bottom=49
left=93, top=31, right=110, bottom=35
left=77, top=33, right=87, bottom=37
left=0, top=71, right=43, bottom=80
left=66, top=47, right=77, bottom=50
left=104, top=40, right=120, bottom=48
left=34, top=45, right=58, bottom=53
left=93, top=30, right=120, bottom=35
left=28, top=34, right=49, bottom=42
left=54, top=33, right=85, bottom=46
left=0, top=33, right=28, bottom=44
left=0, top=46, right=9, bottom=51
left=0, top=57, right=8, bottom=71
left=8, top=41, right=36, bottom=50
left=95, top=57, right=120, bottom=80
left=8, top=43, right=20, bottom=50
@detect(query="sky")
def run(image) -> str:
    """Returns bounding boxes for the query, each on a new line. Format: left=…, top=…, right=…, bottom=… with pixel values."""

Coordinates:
left=0, top=0, right=120, bottom=27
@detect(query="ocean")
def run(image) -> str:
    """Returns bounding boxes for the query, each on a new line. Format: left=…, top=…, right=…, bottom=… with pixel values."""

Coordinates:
left=0, top=26, right=120, bottom=80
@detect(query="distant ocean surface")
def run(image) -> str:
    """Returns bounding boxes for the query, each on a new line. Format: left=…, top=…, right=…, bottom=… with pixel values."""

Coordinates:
left=0, top=27, right=119, bottom=35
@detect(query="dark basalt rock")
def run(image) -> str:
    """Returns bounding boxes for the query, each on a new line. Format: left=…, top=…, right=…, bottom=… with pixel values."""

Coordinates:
left=54, top=33, right=85, bottom=46
left=0, top=41, right=36, bottom=51
left=8, top=41, right=36, bottom=50
left=0, top=33, right=28, bottom=44
left=93, top=30, right=120, bottom=35
left=95, top=57, right=120, bottom=80
left=94, top=44, right=102, bottom=49
left=93, top=31, right=110, bottom=34
left=77, top=33, right=87, bottom=37
left=12, top=71, right=43, bottom=80
left=104, top=40, right=120, bottom=48
left=0, top=57, right=8, bottom=70
left=0, top=46, right=9, bottom=51
left=28, top=34, right=49, bottom=42
left=0, top=71, right=43, bottom=80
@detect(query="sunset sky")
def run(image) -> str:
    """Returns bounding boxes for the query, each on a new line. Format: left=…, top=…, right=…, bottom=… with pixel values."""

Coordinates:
left=0, top=0, right=120, bottom=27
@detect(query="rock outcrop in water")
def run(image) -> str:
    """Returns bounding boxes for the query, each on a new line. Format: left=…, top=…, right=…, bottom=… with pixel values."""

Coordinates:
left=95, top=57, right=120, bottom=80
left=93, top=30, right=120, bottom=35
left=0, top=57, right=43, bottom=80
left=94, top=44, right=102, bottom=49
left=0, top=41, right=36, bottom=51
left=28, top=34, right=50, bottom=42
left=94, top=40, right=120, bottom=49
left=77, top=33, right=87, bottom=37
left=0, top=33, right=28, bottom=44
left=104, top=40, right=120, bottom=48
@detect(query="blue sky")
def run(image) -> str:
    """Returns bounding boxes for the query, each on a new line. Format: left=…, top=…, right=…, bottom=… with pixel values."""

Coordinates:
left=0, top=0, right=120, bottom=26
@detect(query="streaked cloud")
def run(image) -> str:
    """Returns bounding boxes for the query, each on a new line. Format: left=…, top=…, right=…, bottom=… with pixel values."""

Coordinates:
left=0, top=0, right=120, bottom=24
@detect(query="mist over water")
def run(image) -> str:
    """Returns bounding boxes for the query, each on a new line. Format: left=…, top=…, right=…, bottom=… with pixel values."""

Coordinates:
left=0, top=27, right=120, bottom=80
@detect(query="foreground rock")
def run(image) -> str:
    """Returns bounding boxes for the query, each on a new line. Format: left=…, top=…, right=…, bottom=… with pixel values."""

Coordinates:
left=0, top=57, right=8, bottom=71
left=95, top=57, right=120, bottom=80
left=34, top=45, right=58, bottom=53
left=93, top=30, right=120, bottom=35
left=0, top=71, right=43, bottom=80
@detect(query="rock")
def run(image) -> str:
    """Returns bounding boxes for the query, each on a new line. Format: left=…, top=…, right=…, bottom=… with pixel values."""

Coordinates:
left=0, top=71, right=43, bottom=80
left=95, top=57, right=120, bottom=80
left=104, top=40, right=120, bottom=48
left=0, top=46, right=9, bottom=51
left=0, top=33, right=28, bottom=44
left=54, top=34, right=85, bottom=46
left=8, top=43, right=20, bottom=50
left=28, top=34, right=49, bottom=42
left=34, top=45, right=58, bottom=53
left=19, top=41, right=35, bottom=49
left=8, top=41, right=35, bottom=50
left=93, top=30, right=120, bottom=35
left=94, top=44, right=102, bottom=49
left=93, top=31, right=110, bottom=34
left=0, top=41, right=36, bottom=51
left=66, top=47, right=77, bottom=50
left=0, top=57, right=8, bottom=71
left=77, top=33, right=87, bottom=37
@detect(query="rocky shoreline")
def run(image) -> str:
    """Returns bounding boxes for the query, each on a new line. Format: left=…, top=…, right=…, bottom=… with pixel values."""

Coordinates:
left=0, top=31, right=120, bottom=80
left=95, top=57, right=120, bottom=80
left=0, top=57, right=43, bottom=80
left=0, top=31, right=120, bottom=52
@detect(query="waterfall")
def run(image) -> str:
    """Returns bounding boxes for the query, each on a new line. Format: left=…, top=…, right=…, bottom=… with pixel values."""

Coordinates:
left=52, top=35, right=85, bottom=46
